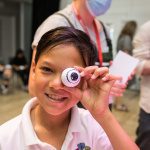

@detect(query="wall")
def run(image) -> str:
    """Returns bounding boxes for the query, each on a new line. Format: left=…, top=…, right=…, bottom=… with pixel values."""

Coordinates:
left=0, top=0, right=32, bottom=63
left=0, top=0, right=19, bottom=63
left=59, top=0, right=71, bottom=9
left=0, top=16, right=16, bottom=63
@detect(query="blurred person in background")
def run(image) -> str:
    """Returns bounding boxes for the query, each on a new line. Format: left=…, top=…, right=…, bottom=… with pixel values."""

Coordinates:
left=29, top=0, right=127, bottom=110
left=133, top=20, right=150, bottom=150
left=0, top=61, right=13, bottom=94
left=11, top=49, right=29, bottom=91
left=114, top=20, right=137, bottom=112
left=0, top=59, right=5, bottom=81
left=117, top=21, right=137, bottom=55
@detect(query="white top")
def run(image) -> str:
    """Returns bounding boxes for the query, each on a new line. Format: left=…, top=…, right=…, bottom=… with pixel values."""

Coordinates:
left=32, top=4, right=109, bottom=54
left=133, top=21, right=150, bottom=113
left=0, top=98, right=113, bottom=150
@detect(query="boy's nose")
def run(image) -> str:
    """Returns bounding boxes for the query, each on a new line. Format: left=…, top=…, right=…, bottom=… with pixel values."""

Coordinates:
left=48, top=75, right=64, bottom=89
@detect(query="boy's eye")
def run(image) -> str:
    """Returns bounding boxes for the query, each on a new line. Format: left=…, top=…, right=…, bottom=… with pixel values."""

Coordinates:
left=40, top=66, right=53, bottom=73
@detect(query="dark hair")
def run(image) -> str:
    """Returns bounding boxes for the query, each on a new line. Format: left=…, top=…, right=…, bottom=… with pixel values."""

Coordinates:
left=118, top=21, right=137, bottom=40
left=35, top=27, right=97, bottom=66
left=16, top=48, right=24, bottom=56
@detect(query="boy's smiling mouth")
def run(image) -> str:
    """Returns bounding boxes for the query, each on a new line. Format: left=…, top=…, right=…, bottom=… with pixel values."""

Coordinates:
left=45, top=93, right=68, bottom=102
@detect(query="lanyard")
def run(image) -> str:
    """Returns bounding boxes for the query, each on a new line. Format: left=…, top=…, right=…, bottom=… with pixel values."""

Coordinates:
left=72, top=4, right=103, bottom=66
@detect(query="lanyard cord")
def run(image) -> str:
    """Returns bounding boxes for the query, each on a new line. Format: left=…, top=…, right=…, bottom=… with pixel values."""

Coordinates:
left=72, top=4, right=103, bottom=66
left=93, top=20, right=103, bottom=66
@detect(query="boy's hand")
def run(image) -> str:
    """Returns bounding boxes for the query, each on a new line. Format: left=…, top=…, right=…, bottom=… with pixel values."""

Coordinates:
left=66, top=66, right=120, bottom=117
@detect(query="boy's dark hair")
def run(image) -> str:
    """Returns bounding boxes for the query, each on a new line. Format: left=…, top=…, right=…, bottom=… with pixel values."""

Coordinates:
left=35, top=27, right=98, bottom=66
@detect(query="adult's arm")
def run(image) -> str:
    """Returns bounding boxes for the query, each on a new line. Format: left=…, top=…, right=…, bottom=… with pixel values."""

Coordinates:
left=133, top=21, right=150, bottom=76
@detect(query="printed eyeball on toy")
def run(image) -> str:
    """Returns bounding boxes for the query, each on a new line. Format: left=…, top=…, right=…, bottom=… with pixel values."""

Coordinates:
left=61, top=68, right=81, bottom=87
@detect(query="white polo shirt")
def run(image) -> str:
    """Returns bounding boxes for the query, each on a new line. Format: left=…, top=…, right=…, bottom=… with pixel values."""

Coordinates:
left=0, top=98, right=113, bottom=150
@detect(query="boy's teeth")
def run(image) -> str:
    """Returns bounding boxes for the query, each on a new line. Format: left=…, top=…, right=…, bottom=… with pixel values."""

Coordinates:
left=46, top=94, right=66, bottom=101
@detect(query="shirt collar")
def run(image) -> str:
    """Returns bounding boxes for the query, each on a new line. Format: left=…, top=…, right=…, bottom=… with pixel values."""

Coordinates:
left=21, top=97, right=39, bottom=146
left=21, top=98, right=84, bottom=147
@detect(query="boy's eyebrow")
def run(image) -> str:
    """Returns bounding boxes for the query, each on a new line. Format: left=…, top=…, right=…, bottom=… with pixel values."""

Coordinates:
left=41, top=61, right=68, bottom=72
left=41, top=60, right=53, bottom=66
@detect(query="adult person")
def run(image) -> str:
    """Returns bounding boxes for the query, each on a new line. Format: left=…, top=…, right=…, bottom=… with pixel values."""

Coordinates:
left=11, top=49, right=29, bottom=90
left=29, top=0, right=126, bottom=108
left=0, top=27, right=139, bottom=150
left=114, top=20, right=137, bottom=111
left=132, top=20, right=150, bottom=150
left=117, top=21, right=137, bottom=55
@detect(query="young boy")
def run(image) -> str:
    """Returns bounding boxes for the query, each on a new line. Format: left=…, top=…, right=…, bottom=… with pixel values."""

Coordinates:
left=0, top=27, right=139, bottom=150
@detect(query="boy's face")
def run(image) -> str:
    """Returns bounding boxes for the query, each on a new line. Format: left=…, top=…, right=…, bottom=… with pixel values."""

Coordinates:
left=32, top=44, right=85, bottom=115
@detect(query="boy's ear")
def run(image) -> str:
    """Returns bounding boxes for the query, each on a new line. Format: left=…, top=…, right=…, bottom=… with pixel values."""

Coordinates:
left=32, top=47, right=37, bottom=62
left=31, top=47, right=37, bottom=80
left=31, top=61, right=36, bottom=80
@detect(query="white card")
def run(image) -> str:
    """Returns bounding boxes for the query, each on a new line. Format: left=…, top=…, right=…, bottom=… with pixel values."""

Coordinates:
left=109, top=51, right=139, bottom=83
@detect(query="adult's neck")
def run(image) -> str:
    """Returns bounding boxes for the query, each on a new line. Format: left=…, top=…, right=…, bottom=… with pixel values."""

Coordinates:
left=73, top=0, right=95, bottom=28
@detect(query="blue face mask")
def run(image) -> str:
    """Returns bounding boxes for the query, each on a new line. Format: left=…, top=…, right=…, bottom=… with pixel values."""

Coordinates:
left=86, top=0, right=112, bottom=17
